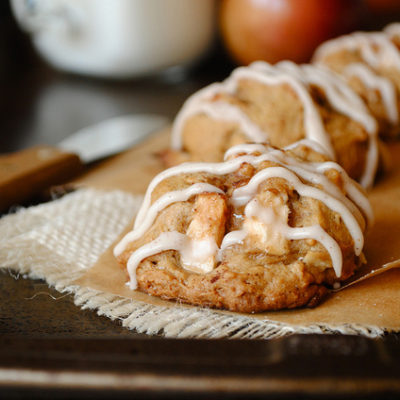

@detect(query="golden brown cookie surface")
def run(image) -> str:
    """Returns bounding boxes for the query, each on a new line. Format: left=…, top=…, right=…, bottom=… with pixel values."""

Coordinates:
left=115, top=142, right=371, bottom=312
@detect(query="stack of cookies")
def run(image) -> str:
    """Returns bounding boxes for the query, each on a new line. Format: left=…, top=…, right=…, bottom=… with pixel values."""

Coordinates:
left=115, top=23, right=400, bottom=312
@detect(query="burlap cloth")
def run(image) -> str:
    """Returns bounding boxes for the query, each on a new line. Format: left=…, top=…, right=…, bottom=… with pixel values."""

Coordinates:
left=1, top=130, right=400, bottom=339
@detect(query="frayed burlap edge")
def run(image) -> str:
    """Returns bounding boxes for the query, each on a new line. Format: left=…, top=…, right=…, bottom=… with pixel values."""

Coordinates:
left=0, top=188, right=386, bottom=339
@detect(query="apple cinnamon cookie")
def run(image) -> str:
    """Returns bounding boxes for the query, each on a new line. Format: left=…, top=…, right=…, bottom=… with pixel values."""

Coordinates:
left=313, top=24, right=400, bottom=139
left=115, top=141, right=372, bottom=312
left=166, top=61, right=379, bottom=188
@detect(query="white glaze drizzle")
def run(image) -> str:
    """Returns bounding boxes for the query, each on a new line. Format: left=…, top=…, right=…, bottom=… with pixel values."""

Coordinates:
left=385, top=22, right=400, bottom=40
left=177, top=100, right=268, bottom=143
left=133, top=157, right=257, bottom=229
left=246, top=198, right=343, bottom=276
left=114, top=183, right=224, bottom=257
left=117, top=142, right=371, bottom=288
left=171, top=82, right=230, bottom=150
left=126, top=231, right=218, bottom=289
left=219, top=230, right=247, bottom=254
left=344, top=62, right=398, bottom=124
left=134, top=147, right=370, bottom=234
left=286, top=63, right=377, bottom=134
left=312, top=161, right=374, bottom=226
left=227, top=62, right=336, bottom=158
left=277, top=61, right=379, bottom=188
left=250, top=61, right=379, bottom=188
left=231, top=166, right=364, bottom=257
left=171, top=60, right=379, bottom=187
left=171, top=82, right=267, bottom=149
left=224, top=143, right=270, bottom=160
left=219, top=204, right=342, bottom=276
left=171, top=61, right=334, bottom=157
left=283, top=138, right=331, bottom=157
left=223, top=142, right=372, bottom=228
left=314, top=31, right=400, bottom=72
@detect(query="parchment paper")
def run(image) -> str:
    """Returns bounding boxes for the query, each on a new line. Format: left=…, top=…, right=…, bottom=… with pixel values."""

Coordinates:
left=75, top=130, right=400, bottom=331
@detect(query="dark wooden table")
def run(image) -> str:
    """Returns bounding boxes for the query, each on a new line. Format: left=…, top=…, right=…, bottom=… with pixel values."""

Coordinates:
left=1, top=5, right=400, bottom=399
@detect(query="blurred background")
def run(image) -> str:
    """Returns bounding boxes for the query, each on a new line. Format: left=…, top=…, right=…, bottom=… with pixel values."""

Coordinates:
left=1, top=2, right=400, bottom=389
left=1, top=0, right=400, bottom=153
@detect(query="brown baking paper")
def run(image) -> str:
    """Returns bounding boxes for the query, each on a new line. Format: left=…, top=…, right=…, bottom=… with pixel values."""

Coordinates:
left=74, top=130, right=400, bottom=331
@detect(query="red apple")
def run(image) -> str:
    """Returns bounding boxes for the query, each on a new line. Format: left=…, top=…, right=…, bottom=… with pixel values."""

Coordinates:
left=366, top=0, right=400, bottom=13
left=219, top=0, right=363, bottom=65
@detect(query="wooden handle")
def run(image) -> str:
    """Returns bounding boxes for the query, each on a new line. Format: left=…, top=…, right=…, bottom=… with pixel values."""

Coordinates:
left=0, top=146, right=84, bottom=212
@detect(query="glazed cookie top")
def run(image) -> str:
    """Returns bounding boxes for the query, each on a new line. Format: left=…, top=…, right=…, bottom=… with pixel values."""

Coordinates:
left=340, top=62, right=399, bottom=126
left=385, top=22, right=400, bottom=44
left=313, top=25, right=400, bottom=131
left=313, top=27, right=400, bottom=73
left=171, top=61, right=378, bottom=188
left=115, top=140, right=373, bottom=290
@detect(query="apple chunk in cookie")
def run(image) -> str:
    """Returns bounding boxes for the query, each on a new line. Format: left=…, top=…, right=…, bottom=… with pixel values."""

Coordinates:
left=183, top=193, right=228, bottom=273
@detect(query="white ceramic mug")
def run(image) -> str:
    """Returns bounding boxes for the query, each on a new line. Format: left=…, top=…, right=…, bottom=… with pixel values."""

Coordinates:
left=11, top=0, right=217, bottom=78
